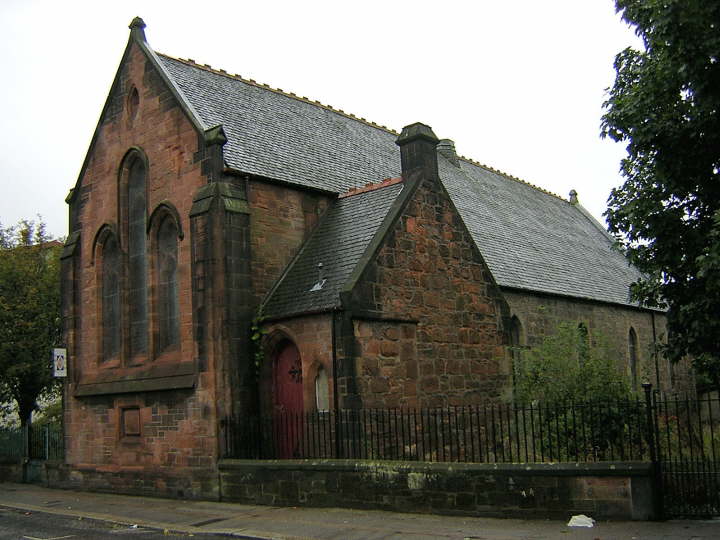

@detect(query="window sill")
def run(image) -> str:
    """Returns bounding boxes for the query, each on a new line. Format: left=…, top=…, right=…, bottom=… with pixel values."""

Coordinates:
left=74, top=361, right=196, bottom=397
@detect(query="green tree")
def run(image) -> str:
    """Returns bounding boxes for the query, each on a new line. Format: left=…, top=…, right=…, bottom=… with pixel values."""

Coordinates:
left=601, top=1, right=720, bottom=391
left=0, top=220, right=62, bottom=426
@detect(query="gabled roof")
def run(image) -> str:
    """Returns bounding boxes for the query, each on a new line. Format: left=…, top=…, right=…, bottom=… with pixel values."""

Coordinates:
left=440, top=158, right=642, bottom=307
left=262, top=181, right=405, bottom=319
left=154, top=51, right=644, bottom=309
left=159, top=55, right=400, bottom=193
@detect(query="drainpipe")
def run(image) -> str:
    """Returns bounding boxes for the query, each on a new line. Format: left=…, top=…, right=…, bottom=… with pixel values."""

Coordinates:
left=331, top=310, right=341, bottom=457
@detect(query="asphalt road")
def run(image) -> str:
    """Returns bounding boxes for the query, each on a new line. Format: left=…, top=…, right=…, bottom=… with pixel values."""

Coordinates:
left=0, top=506, right=238, bottom=540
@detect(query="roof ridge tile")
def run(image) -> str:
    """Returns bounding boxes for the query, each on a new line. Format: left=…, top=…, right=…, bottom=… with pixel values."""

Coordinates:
left=339, top=177, right=403, bottom=198
left=163, top=53, right=569, bottom=205
left=158, top=52, right=400, bottom=137
left=457, top=154, right=566, bottom=202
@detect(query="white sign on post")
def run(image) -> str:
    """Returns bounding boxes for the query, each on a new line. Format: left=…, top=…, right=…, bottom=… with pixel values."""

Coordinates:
left=53, top=348, right=67, bottom=377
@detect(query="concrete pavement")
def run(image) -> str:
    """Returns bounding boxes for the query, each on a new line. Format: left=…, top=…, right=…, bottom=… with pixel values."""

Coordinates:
left=1, top=482, right=719, bottom=539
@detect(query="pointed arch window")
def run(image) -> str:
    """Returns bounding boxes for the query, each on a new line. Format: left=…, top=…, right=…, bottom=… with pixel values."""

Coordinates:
left=157, top=215, right=180, bottom=353
left=127, top=158, right=148, bottom=359
left=105, top=150, right=185, bottom=367
left=315, top=366, right=330, bottom=412
left=509, top=315, right=524, bottom=378
left=577, top=322, right=589, bottom=366
left=629, top=327, right=638, bottom=388
left=101, top=234, right=121, bottom=361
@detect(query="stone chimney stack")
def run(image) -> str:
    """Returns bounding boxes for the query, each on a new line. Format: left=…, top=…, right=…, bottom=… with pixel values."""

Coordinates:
left=437, top=139, right=461, bottom=167
left=395, top=122, right=440, bottom=183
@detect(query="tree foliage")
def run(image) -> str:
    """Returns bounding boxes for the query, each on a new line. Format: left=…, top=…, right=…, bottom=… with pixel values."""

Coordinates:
left=601, top=1, right=720, bottom=389
left=514, top=323, right=631, bottom=405
left=0, top=220, right=62, bottom=426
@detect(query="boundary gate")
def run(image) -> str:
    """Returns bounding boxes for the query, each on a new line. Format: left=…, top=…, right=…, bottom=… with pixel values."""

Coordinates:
left=651, top=388, right=720, bottom=518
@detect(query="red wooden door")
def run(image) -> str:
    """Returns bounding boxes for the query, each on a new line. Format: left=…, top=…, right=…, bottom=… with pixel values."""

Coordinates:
left=273, top=341, right=303, bottom=458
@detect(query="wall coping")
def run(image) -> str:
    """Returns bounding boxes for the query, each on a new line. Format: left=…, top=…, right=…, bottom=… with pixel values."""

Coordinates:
left=219, top=458, right=652, bottom=477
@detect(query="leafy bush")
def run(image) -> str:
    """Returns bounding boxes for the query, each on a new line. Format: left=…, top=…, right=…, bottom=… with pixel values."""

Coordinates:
left=513, top=323, right=642, bottom=459
left=514, top=322, right=632, bottom=405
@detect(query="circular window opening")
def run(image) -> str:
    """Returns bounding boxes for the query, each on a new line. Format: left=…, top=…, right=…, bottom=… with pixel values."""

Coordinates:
left=127, top=87, right=140, bottom=122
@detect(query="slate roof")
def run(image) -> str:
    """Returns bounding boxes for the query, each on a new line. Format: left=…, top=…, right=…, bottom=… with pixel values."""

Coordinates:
left=155, top=53, right=644, bottom=309
left=439, top=158, right=642, bottom=307
left=159, top=55, right=400, bottom=193
left=262, top=182, right=405, bottom=318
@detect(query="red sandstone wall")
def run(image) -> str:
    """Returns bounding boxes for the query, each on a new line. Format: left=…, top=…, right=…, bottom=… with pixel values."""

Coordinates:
left=74, top=46, right=201, bottom=381
left=249, top=181, right=330, bottom=305
left=260, top=314, right=334, bottom=413
left=64, top=42, right=219, bottom=495
left=352, top=178, right=511, bottom=408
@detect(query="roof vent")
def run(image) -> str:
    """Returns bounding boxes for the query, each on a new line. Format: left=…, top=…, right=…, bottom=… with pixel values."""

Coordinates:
left=309, top=262, right=327, bottom=292
left=437, top=139, right=461, bottom=168
left=569, top=189, right=579, bottom=205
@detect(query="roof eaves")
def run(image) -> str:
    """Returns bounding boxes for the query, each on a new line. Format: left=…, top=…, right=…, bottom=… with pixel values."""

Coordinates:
left=436, top=156, right=510, bottom=310
left=224, top=168, right=340, bottom=197
left=261, top=306, right=339, bottom=324
left=499, top=284, right=665, bottom=312
left=156, top=45, right=578, bottom=210
left=155, top=50, right=585, bottom=212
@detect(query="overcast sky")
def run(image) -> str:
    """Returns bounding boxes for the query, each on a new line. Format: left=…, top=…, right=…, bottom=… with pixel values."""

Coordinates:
left=0, top=0, right=640, bottom=239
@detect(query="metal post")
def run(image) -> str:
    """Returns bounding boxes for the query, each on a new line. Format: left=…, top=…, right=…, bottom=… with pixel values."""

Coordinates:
left=651, top=313, right=660, bottom=389
left=331, top=312, right=341, bottom=459
left=643, top=383, right=664, bottom=520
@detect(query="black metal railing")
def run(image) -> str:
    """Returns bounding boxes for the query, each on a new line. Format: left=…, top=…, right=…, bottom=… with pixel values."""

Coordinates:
left=653, top=391, right=720, bottom=517
left=0, top=427, right=25, bottom=460
left=224, top=397, right=653, bottom=463
left=0, top=424, right=64, bottom=461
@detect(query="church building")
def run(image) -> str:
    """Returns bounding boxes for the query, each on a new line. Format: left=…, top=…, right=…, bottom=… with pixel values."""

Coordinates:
left=60, top=18, right=683, bottom=498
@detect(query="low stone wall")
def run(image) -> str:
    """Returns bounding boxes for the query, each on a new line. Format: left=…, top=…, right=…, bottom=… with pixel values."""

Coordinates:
left=0, top=459, right=24, bottom=483
left=3, top=458, right=657, bottom=520
left=219, top=459, right=656, bottom=520
left=53, top=463, right=219, bottom=500
left=0, top=459, right=64, bottom=484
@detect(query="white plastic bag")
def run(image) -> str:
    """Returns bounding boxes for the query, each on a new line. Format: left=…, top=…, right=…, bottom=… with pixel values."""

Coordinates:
left=567, top=514, right=595, bottom=527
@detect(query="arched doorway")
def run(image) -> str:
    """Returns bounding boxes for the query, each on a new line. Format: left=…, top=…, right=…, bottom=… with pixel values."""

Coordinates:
left=272, top=340, right=303, bottom=458
left=273, top=340, right=303, bottom=414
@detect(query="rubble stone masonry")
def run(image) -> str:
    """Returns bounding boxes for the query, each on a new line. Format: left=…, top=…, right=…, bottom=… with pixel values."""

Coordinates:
left=502, top=290, right=692, bottom=393
left=352, top=177, right=511, bottom=408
